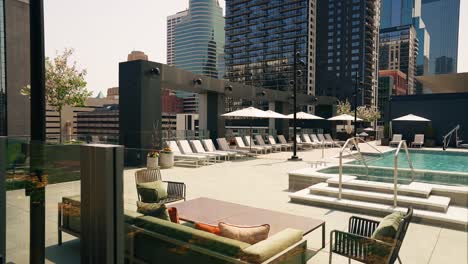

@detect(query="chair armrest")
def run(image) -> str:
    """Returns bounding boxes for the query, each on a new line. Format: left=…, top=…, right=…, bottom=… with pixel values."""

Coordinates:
left=348, top=216, right=380, bottom=237
left=164, top=181, right=186, bottom=200
left=330, top=230, right=393, bottom=263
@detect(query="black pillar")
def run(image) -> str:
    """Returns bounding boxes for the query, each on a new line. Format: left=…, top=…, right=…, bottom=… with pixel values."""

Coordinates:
left=0, top=137, right=5, bottom=263
left=275, top=102, right=289, bottom=137
left=119, top=60, right=162, bottom=166
left=206, top=92, right=225, bottom=140
left=29, top=0, right=46, bottom=263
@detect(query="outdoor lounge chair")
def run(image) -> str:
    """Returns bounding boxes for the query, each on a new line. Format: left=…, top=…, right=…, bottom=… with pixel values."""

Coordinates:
left=245, top=135, right=272, bottom=153
left=325, top=133, right=344, bottom=147
left=135, top=169, right=186, bottom=203
left=329, top=207, right=413, bottom=264
left=317, top=133, right=334, bottom=147
left=167, top=141, right=210, bottom=167
left=234, top=137, right=264, bottom=154
left=296, top=135, right=314, bottom=149
left=310, top=134, right=323, bottom=145
left=191, top=140, right=228, bottom=161
left=255, top=135, right=282, bottom=152
left=389, top=134, right=403, bottom=147
left=268, top=135, right=292, bottom=151
left=179, top=140, right=219, bottom=163
left=411, top=134, right=425, bottom=148
left=302, top=134, right=320, bottom=148
left=202, top=139, right=240, bottom=159
left=216, top=138, right=256, bottom=156
left=278, top=135, right=303, bottom=149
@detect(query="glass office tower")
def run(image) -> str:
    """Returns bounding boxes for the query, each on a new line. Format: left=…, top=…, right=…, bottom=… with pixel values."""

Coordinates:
left=422, top=0, right=460, bottom=74
left=0, top=0, right=6, bottom=136
left=316, top=0, right=381, bottom=107
left=174, top=0, right=225, bottom=79
left=225, top=0, right=316, bottom=111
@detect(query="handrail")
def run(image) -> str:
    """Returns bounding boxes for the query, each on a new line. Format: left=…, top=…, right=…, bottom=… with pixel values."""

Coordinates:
left=393, top=140, right=414, bottom=207
left=442, top=125, right=460, bottom=150
left=338, top=137, right=367, bottom=200
left=355, top=137, right=383, bottom=156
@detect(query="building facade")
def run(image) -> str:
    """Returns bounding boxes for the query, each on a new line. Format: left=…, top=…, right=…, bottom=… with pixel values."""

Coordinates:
left=378, top=69, right=407, bottom=120
left=379, top=25, right=418, bottom=94
left=174, top=0, right=225, bottom=79
left=167, top=10, right=188, bottom=66
left=225, top=0, right=316, bottom=112
left=316, top=0, right=380, bottom=107
left=421, top=0, right=460, bottom=74
left=0, top=0, right=6, bottom=136
left=127, top=50, right=148, bottom=61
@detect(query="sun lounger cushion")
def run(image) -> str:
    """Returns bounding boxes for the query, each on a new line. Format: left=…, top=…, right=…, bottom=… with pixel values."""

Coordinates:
left=136, top=201, right=171, bottom=221
left=195, top=222, right=221, bottom=235
left=137, top=181, right=168, bottom=202
left=371, top=211, right=405, bottom=242
left=241, top=228, right=303, bottom=263
left=134, top=216, right=250, bottom=257
left=219, top=222, right=270, bottom=244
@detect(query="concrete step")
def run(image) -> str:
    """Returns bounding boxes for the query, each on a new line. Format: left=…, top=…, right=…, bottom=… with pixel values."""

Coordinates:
left=289, top=188, right=467, bottom=230
left=326, top=177, right=432, bottom=198
left=309, top=183, right=450, bottom=212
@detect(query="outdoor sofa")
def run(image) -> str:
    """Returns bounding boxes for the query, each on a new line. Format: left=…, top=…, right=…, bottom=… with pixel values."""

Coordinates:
left=58, top=196, right=310, bottom=264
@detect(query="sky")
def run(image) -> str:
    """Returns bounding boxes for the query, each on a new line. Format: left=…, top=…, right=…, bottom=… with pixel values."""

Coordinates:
left=44, top=0, right=464, bottom=97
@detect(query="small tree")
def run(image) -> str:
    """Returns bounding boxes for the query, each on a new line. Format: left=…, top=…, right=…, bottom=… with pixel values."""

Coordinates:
left=22, top=48, right=91, bottom=142
left=336, top=99, right=352, bottom=115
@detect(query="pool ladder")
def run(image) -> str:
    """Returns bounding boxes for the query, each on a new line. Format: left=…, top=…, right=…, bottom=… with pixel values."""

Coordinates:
left=394, top=140, right=415, bottom=207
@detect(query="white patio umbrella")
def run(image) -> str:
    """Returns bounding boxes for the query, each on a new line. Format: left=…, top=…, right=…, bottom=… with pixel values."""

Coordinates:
left=390, top=114, right=430, bottom=138
left=364, top=127, right=374, bottom=132
left=221, top=107, right=271, bottom=150
left=264, top=110, right=288, bottom=119
left=286, top=112, right=324, bottom=120
left=327, top=114, right=363, bottom=121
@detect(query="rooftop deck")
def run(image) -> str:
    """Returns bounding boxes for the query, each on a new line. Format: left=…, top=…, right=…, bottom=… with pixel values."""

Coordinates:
left=5, top=143, right=468, bottom=263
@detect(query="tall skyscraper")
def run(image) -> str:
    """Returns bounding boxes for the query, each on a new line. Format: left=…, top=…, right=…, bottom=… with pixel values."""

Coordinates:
left=379, top=25, right=418, bottom=94
left=316, top=0, right=381, bottom=107
left=422, top=0, right=460, bottom=74
left=225, top=0, right=316, bottom=112
left=167, top=10, right=188, bottom=66
left=174, top=0, right=225, bottom=79
left=379, top=0, right=430, bottom=94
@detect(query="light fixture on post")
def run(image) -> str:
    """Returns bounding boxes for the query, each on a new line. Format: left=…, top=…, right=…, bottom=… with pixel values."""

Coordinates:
left=149, top=67, right=160, bottom=76
left=352, top=70, right=363, bottom=150
left=288, top=39, right=304, bottom=161
left=193, top=78, right=203, bottom=85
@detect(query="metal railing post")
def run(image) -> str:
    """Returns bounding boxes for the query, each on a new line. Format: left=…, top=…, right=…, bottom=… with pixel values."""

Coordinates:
left=394, top=152, right=398, bottom=208
left=339, top=151, right=343, bottom=200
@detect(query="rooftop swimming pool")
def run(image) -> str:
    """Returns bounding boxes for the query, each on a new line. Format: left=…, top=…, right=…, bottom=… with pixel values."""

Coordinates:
left=350, top=149, right=468, bottom=173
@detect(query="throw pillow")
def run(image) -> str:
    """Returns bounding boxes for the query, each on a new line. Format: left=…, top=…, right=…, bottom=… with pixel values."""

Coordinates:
left=371, top=212, right=405, bottom=242
left=195, top=222, right=221, bottom=235
left=167, top=207, right=180, bottom=224
left=136, top=201, right=170, bottom=221
left=218, top=222, right=270, bottom=244
left=136, top=181, right=168, bottom=203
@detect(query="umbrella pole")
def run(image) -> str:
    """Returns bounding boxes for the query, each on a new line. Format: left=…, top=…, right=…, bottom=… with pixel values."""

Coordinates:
left=250, top=118, right=252, bottom=151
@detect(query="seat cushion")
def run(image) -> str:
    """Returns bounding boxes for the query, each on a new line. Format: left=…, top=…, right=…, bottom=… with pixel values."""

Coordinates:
left=241, top=228, right=303, bottom=263
left=218, top=222, right=270, bottom=244
left=371, top=212, right=405, bottom=242
left=137, top=181, right=168, bottom=203
left=134, top=216, right=250, bottom=257
left=195, top=222, right=221, bottom=235
left=136, top=201, right=170, bottom=221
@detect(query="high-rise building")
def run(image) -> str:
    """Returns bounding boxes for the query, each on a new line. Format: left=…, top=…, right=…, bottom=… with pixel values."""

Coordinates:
left=379, top=0, right=430, bottom=94
left=316, top=0, right=381, bottom=107
left=378, top=70, right=408, bottom=121
left=127, top=50, right=148, bottom=61
left=379, top=25, right=418, bottom=94
left=174, top=0, right=225, bottom=79
left=422, top=0, right=460, bottom=74
left=225, top=0, right=316, bottom=112
left=167, top=10, right=188, bottom=66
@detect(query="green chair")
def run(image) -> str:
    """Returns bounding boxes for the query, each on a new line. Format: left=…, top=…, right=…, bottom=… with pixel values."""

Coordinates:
left=135, top=169, right=186, bottom=204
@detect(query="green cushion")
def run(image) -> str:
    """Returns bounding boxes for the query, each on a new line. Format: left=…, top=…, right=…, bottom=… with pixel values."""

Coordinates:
left=124, top=210, right=144, bottom=224
left=241, top=228, right=303, bottom=263
left=136, top=201, right=170, bottom=221
left=137, top=181, right=168, bottom=203
left=134, top=216, right=250, bottom=257
left=371, top=212, right=404, bottom=242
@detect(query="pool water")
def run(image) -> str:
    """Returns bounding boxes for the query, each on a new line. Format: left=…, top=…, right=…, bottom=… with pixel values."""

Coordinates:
left=351, top=150, right=468, bottom=173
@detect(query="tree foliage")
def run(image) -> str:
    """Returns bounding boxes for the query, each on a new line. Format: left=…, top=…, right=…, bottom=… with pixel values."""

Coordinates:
left=21, top=48, right=91, bottom=113
left=336, top=99, right=352, bottom=115
left=336, top=100, right=381, bottom=122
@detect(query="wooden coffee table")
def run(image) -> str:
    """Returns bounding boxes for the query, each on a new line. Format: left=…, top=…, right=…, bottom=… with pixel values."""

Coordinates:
left=172, top=197, right=326, bottom=249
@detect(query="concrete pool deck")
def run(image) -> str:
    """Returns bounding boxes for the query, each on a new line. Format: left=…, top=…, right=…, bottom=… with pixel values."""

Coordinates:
left=5, top=142, right=468, bottom=263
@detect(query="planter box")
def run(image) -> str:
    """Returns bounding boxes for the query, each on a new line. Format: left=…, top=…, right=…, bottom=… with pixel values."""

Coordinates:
left=147, top=157, right=159, bottom=169
left=159, top=152, right=174, bottom=169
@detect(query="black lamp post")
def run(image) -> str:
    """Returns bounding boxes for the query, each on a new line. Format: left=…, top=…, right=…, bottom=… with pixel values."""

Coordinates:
left=289, top=40, right=304, bottom=161
left=353, top=70, right=363, bottom=138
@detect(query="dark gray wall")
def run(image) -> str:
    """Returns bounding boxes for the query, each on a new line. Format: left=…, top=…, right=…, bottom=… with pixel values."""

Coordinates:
left=5, top=0, right=30, bottom=136
left=390, top=93, right=468, bottom=145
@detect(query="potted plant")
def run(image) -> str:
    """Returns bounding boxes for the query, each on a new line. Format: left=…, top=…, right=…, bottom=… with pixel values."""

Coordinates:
left=425, top=123, right=436, bottom=147
left=147, top=151, right=159, bottom=169
left=159, top=147, right=174, bottom=169
left=380, top=124, right=390, bottom=146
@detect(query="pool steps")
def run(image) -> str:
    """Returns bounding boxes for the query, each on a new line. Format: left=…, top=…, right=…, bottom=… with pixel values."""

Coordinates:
left=308, top=182, right=450, bottom=212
